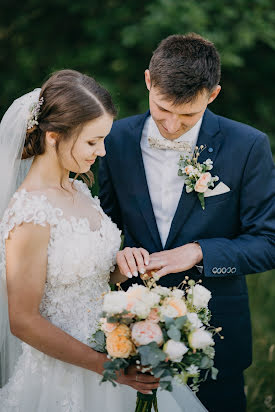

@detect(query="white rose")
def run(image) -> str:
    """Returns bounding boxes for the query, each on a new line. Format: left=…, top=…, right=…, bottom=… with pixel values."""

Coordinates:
left=189, top=284, right=211, bottom=309
left=103, top=291, right=127, bottom=315
left=151, top=286, right=171, bottom=297
left=186, top=312, right=203, bottom=329
left=171, top=289, right=184, bottom=300
left=163, top=340, right=189, bottom=362
left=188, top=329, right=214, bottom=349
left=126, top=285, right=160, bottom=318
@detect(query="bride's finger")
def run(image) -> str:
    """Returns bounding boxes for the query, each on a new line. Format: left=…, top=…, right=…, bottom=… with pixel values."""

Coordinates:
left=132, top=248, right=146, bottom=275
left=140, top=248, right=150, bottom=266
left=116, top=251, right=132, bottom=278
left=123, top=248, right=138, bottom=277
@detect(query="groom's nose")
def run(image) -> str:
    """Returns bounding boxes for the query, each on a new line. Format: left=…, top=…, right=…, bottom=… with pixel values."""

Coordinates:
left=164, top=114, right=181, bottom=134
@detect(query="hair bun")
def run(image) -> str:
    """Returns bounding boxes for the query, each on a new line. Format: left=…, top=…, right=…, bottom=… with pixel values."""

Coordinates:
left=22, top=125, right=44, bottom=159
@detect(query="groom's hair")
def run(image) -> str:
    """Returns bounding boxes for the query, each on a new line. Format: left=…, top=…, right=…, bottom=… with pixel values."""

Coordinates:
left=149, top=33, right=221, bottom=104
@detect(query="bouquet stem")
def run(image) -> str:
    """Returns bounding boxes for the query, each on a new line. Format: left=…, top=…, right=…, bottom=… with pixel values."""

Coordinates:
left=135, top=389, right=158, bottom=412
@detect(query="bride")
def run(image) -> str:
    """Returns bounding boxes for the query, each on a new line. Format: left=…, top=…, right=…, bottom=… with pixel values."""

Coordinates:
left=0, top=69, right=165, bottom=411
left=0, top=69, right=205, bottom=412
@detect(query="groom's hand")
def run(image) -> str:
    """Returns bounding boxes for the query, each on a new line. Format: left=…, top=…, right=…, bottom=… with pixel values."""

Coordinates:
left=115, top=365, right=160, bottom=394
left=145, top=243, right=203, bottom=278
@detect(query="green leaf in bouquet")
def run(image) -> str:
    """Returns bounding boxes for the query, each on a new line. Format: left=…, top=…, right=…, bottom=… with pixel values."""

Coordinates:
left=164, top=316, right=175, bottom=328
left=104, top=358, right=129, bottom=371
left=211, top=367, right=219, bottom=380
left=167, top=325, right=181, bottom=341
left=175, top=316, right=187, bottom=329
left=106, top=316, right=120, bottom=323
left=90, top=330, right=106, bottom=352
left=138, top=342, right=166, bottom=368
left=200, top=355, right=214, bottom=369
left=159, top=376, right=173, bottom=392
left=152, top=363, right=173, bottom=379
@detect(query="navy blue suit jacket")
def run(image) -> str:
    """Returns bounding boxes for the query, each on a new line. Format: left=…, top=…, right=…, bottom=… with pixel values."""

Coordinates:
left=99, top=109, right=275, bottom=378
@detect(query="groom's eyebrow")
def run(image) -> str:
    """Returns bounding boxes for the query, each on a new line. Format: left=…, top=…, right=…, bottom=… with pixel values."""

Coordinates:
left=156, top=102, right=201, bottom=115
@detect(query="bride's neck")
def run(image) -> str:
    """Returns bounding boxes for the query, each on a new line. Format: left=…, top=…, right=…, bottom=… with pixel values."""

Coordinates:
left=23, top=152, right=71, bottom=191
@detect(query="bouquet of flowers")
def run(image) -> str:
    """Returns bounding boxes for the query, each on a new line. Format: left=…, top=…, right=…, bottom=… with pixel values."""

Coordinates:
left=90, top=276, right=221, bottom=412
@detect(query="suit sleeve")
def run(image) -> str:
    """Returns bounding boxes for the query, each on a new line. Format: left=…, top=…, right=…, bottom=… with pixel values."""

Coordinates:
left=98, top=153, right=123, bottom=231
left=198, top=133, right=275, bottom=277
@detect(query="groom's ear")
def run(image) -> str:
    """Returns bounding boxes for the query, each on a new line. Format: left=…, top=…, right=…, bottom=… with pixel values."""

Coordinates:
left=208, top=85, right=221, bottom=104
left=144, top=69, right=151, bottom=91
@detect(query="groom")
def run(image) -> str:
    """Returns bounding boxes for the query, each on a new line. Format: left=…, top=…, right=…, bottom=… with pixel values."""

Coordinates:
left=99, top=33, right=275, bottom=411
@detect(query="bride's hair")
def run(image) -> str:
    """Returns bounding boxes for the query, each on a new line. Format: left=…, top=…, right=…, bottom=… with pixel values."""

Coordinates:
left=23, top=69, right=117, bottom=163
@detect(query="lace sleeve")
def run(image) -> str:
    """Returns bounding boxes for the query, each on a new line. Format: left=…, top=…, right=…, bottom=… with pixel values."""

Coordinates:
left=1, top=189, right=63, bottom=240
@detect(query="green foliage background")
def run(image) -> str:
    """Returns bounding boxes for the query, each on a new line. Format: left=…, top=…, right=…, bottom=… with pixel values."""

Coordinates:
left=1, top=1, right=274, bottom=410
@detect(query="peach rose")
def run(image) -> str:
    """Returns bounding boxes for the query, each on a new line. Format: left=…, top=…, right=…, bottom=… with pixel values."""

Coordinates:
left=194, top=172, right=211, bottom=193
left=131, top=320, right=163, bottom=347
left=106, top=324, right=134, bottom=358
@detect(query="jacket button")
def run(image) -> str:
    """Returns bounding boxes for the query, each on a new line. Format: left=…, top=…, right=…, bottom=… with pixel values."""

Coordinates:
left=226, top=267, right=232, bottom=273
left=221, top=267, right=227, bottom=274
left=231, top=267, right=237, bottom=274
left=217, top=268, right=222, bottom=274
left=212, top=267, right=218, bottom=274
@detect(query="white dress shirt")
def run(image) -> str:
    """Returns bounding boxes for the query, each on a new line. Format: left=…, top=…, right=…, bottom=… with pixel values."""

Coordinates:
left=140, top=115, right=202, bottom=247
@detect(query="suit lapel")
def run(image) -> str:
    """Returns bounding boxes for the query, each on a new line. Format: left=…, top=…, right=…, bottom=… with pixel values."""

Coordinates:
left=127, top=112, right=163, bottom=251
left=164, top=109, right=223, bottom=250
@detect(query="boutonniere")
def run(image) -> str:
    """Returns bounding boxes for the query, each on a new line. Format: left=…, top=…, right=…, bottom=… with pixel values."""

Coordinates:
left=178, top=145, right=219, bottom=210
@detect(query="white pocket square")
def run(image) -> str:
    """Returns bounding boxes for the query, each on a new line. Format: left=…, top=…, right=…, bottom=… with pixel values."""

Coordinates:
left=204, top=182, right=231, bottom=198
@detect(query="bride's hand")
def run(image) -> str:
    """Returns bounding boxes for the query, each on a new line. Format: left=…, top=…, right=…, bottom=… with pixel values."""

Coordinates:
left=115, top=365, right=160, bottom=394
left=116, top=247, right=149, bottom=278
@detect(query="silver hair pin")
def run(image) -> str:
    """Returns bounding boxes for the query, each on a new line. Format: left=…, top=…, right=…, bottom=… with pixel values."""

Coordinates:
left=27, top=97, right=44, bottom=130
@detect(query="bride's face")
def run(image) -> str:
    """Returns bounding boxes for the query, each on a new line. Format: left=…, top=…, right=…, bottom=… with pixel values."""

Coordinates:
left=58, top=113, right=113, bottom=173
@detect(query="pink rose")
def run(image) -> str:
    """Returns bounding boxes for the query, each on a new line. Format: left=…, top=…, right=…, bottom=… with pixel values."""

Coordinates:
left=194, top=172, right=211, bottom=193
left=100, top=318, right=118, bottom=335
left=131, top=320, right=163, bottom=347
left=147, top=308, right=160, bottom=323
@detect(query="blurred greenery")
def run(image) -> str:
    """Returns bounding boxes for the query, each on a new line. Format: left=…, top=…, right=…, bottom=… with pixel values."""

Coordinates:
left=0, top=1, right=274, bottom=410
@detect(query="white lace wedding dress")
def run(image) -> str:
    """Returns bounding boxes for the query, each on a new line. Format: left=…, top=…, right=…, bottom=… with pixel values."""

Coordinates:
left=0, top=180, right=183, bottom=412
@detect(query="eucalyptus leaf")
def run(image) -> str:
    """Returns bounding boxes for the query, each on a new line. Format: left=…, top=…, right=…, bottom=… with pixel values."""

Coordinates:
left=175, top=316, right=187, bottom=329
left=138, top=342, right=166, bottom=368
left=164, top=316, right=175, bottom=328
left=211, top=367, right=219, bottom=380
left=167, top=325, right=181, bottom=341
left=200, top=356, right=213, bottom=369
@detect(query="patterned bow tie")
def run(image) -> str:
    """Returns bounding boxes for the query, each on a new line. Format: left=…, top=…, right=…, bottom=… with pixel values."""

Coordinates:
left=148, top=135, right=192, bottom=153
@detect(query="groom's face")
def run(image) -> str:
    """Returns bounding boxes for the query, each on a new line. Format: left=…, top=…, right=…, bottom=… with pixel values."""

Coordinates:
left=145, top=70, right=220, bottom=140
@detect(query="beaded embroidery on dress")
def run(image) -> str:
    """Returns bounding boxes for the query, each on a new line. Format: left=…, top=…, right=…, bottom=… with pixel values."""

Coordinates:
left=0, top=180, right=183, bottom=412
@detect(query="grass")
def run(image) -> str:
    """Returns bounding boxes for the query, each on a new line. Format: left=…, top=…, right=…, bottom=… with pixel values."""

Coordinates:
left=245, top=270, right=275, bottom=411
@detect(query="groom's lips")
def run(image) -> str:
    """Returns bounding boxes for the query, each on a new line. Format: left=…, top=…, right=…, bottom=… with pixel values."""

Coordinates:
left=86, top=159, right=96, bottom=164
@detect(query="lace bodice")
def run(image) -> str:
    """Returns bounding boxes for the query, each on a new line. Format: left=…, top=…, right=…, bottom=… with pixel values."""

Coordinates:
left=0, top=180, right=121, bottom=344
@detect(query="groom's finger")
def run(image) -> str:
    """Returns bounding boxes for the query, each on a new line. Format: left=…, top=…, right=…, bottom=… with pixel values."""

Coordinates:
left=144, top=259, right=165, bottom=272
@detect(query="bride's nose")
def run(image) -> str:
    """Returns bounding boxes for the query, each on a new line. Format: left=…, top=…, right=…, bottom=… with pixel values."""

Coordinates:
left=95, top=140, right=106, bottom=157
